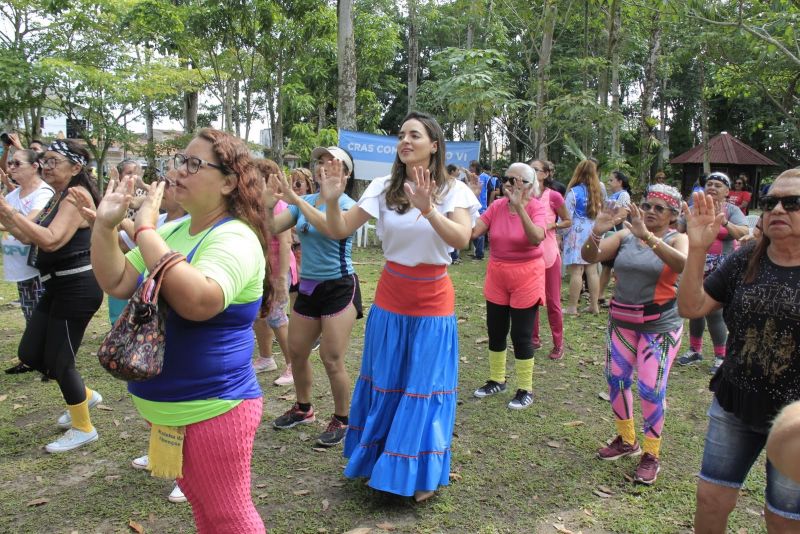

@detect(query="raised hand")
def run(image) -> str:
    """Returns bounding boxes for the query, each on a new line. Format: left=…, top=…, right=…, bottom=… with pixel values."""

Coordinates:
left=404, top=165, right=436, bottom=213
left=504, top=181, right=529, bottom=210
left=623, top=202, right=648, bottom=239
left=95, top=177, right=134, bottom=230
left=593, top=201, right=625, bottom=235
left=272, top=170, right=301, bottom=206
left=263, top=173, right=284, bottom=209
left=66, top=187, right=97, bottom=225
left=8, top=133, right=23, bottom=150
left=318, top=160, right=347, bottom=203
left=134, top=180, right=165, bottom=231
left=684, top=193, right=724, bottom=251
left=466, top=170, right=481, bottom=197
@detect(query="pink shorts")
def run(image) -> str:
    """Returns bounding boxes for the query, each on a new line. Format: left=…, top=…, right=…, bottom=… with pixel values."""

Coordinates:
left=484, top=258, right=546, bottom=309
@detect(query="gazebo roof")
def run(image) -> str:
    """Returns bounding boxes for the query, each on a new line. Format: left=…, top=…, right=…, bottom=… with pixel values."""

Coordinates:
left=669, top=132, right=778, bottom=166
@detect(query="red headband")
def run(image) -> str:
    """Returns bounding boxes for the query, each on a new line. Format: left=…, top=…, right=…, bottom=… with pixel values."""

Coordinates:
left=647, top=191, right=680, bottom=210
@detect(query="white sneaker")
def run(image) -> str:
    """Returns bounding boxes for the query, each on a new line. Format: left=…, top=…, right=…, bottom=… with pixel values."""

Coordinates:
left=253, top=356, right=278, bottom=373
left=274, top=365, right=294, bottom=386
left=45, top=427, right=98, bottom=453
left=131, top=454, right=149, bottom=470
left=57, top=390, right=103, bottom=429
left=168, top=483, right=187, bottom=503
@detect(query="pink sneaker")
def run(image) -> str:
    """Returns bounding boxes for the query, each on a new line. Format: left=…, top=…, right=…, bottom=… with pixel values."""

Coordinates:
left=274, top=365, right=294, bottom=386
left=548, top=345, right=565, bottom=360
left=253, top=356, right=277, bottom=373
left=597, top=435, right=642, bottom=461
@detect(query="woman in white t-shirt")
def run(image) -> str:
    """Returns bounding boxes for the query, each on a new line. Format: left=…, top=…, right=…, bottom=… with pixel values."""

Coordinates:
left=1, top=149, right=54, bottom=374
left=294, top=112, right=480, bottom=501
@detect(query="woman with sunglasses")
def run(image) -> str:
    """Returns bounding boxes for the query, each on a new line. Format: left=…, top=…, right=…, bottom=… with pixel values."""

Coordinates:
left=1, top=149, right=55, bottom=375
left=677, top=172, right=749, bottom=374
left=471, top=163, right=546, bottom=409
left=265, top=146, right=363, bottom=448
left=309, top=112, right=479, bottom=500
left=582, top=184, right=688, bottom=485
left=91, top=129, right=268, bottom=532
left=679, top=169, right=800, bottom=533
left=0, top=140, right=104, bottom=453
left=728, top=175, right=752, bottom=215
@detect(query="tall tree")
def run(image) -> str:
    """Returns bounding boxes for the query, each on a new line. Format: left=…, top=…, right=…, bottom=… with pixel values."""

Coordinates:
left=407, top=0, right=418, bottom=113
left=337, top=0, right=357, bottom=130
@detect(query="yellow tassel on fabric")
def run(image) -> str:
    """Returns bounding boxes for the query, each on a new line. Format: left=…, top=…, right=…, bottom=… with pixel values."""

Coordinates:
left=488, top=349, right=507, bottom=383
left=615, top=418, right=637, bottom=446
left=643, top=436, right=662, bottom=457
left=148, top=424, right=185, bottom=479
left=514, top=357, right=535, bottom=392
left=67, top=397, right=94, bottom=433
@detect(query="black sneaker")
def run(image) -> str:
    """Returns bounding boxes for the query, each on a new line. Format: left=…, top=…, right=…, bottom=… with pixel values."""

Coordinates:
left=508, top=389, right=534, bottom=410
left=677, top=350, right=703, bottom=366
left=5, top=362, right=34, bottom=374
left=273, top=403, right=316, bottom=429
left=473, top=380, right=507, bottom=398
left=317, top=416, right=347, bottom=447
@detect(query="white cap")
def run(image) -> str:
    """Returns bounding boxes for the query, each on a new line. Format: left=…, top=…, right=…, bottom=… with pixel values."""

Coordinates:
left=310, top=146, right=353, bottom=174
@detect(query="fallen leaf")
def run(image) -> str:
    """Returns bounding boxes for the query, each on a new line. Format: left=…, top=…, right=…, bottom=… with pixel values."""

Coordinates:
left=0, top=394, right=7, bottom=402
left=128, top=520, right=144, bottom=533
left=330, top=482, right=345, bottom=487
left=298, top=432, right=310, bottom=442
left=26, top=498, right=49, bottom=507
left=510, top=434, right=519, bottom=439
left=293, top=490, right=310, bottom=496
left=312, top=447, right=328, bottom=452
left=563, top=420, right=585, bottom=427
left=295, top=467, right=309, bottom=472
left=376, top=522, right=396, bottom=531
left=597, top=485, right=614, bottom=495
left=113, top=419, right=120, bottom=427
left=475, top=337, right=489, bottom=344
left=459, top=357, right=468, bottom=363
left=256, top=483, right=268, bottom=488
left=12, top=403, right=23, bottom=410
left=552, top=523, right=576, bottom=534
left=592, top=489, right=612, bottom=498
left=343, top=529, right=372, bottom=534
left=738, top=529, right=748, bottom=534
left=119, top=431, right=130, bottom=439
left=105, top=475, right=121, bottom=481
left=623, top=473, right=634, bottom=483
left=583, top=509, right=593, bottom=516
left=598, top=392, right=611, bottom=401
left=457, top=318, right=466, bottom=324
left=449, top=473, right=462, bottom=481
left=322, top=499, right=329, bottom=511
left=553, top=386, right=567, bottom=391
left=96, top=404, right=113, bottom=411
left=546, top=441, right=561, bottom=448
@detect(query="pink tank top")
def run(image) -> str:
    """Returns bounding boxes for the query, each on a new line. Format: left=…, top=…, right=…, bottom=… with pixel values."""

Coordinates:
left=539, top=189, right=560, bottom=268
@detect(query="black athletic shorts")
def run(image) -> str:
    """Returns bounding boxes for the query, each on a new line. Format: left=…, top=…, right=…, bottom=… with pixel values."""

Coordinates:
left=293, top=274, right=363, bottom=320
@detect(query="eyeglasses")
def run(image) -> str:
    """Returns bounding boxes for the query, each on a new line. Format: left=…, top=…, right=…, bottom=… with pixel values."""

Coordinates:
left=532, top=167, right=546, bottom=173
left=293, top=181, right=305, bottom=189
left=173, top=153, right=228, bottom=175
left=760, top=195, right=800, bottom=212
left=502, top=176, right=533, bottom=185
left=41, top=157, right=68, bottom=170
left=7, top=160, right=24, bottom=168
left=639, top=202, right=676, bottom=215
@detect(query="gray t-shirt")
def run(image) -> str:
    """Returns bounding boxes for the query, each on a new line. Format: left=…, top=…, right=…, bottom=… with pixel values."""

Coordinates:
left=611, top=231, right=682, bottom=333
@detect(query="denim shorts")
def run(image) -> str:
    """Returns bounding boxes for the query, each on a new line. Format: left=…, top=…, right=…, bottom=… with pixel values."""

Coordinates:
left=700, top=397, right=800, bottom=520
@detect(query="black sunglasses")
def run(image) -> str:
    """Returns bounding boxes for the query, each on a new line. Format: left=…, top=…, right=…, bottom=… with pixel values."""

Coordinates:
left=760, top=195, right=800, bottom=212
left=501, top=175, right=533, bottom=185
left=639, top=202, right=675, bottom=215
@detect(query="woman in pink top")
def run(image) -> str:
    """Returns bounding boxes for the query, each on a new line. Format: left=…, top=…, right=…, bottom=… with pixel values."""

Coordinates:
left=471, top=163, right=547, bottom=410
left=529, top=159, right=572, bottom=360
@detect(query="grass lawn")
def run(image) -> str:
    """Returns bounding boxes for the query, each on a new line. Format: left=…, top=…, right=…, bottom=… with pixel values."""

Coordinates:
left=0, top=246, right=770, bottom=533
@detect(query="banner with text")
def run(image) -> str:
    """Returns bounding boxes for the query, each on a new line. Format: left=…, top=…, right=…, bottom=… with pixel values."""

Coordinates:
left=338, top=129, right=481, bottom=180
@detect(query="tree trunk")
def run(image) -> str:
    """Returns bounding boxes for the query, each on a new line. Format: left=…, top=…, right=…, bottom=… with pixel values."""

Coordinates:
left=275, top=86, right=285, bottom=166
left=183, top=61, right=198, bottom=134
left=233, top=81, right=241, bottom=138
left=337, top=0, right=357, bottom=131
left=464, top=21, right=475, bottom=140
left=534, top=0, right=557, bottom=160
left=223, top=77, right=235, bottom=133
left=698, top=57, right=711, bottom=175
left=610, top=5, right=621, bottom=156
left=145, top=102, right=156, bottom=176
left=317, top=102, right=326, bottom=131
left=638, top=13, right=662, bottom=184
left=656, top=76, right=668, bottom=171
left=407, top=0, right=419, bottom=113
left=597, top=0, right=620, bottom=156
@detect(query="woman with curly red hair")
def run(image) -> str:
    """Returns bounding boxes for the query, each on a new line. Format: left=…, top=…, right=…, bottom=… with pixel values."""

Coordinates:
left=90, top=129, right=268, bottom=533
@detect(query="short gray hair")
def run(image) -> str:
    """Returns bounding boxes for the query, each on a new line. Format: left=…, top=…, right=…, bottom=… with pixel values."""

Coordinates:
left=117, top=159, right=143, bottom=175
left=507, top=162, right=540, bottom=196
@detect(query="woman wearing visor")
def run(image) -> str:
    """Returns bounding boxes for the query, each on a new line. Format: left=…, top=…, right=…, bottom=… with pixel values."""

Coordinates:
left=582, top=184, right=688, bottom=485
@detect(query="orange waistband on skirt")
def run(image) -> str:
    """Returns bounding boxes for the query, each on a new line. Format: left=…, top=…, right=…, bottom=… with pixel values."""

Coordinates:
left=373, top=261, right=454, bottom=317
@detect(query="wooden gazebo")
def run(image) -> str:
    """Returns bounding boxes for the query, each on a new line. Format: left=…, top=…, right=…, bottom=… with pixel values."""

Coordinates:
left=669, top=132, right=778, bottom=197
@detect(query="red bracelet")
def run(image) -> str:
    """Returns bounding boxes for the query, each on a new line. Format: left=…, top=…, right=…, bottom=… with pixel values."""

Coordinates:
left=134, top=225, right=156, bottom=242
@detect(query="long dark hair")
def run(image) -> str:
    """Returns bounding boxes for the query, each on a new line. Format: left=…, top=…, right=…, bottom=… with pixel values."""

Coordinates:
left=743, top=169, right=800, bottom=283
left=385, top=111, right=451, bottom=214
left=58, top=140, right=101, bottom=205
left=612, top=170, right=631, bottom=193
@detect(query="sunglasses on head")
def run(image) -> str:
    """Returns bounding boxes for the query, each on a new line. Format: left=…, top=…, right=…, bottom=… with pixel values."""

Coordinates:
left=760, top=195, right=800, bottom=212
left=639, top=202, right=675, bottom=215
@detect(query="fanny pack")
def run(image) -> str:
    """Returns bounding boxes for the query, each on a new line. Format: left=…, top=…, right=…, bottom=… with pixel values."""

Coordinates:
left=610, top=299, right=676, bottom=324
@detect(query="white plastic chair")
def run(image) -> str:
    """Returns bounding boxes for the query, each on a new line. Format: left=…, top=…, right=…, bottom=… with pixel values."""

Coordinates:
left=354, top=222, right=376, bottom=247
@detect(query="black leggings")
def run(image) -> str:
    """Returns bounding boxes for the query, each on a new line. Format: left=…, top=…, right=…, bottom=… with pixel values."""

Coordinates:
left=486, top=301, right=538, bottom=360
left=18, top=273, right=103, bottom=405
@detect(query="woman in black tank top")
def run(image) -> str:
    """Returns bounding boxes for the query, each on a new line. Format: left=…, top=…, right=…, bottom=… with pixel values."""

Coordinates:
left=0, top=140, right=103, bottom=453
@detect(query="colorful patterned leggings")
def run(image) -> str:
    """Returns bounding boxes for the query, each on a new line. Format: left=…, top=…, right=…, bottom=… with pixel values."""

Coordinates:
left=605, top=323, right=683, bottom=439
left=178, top=398, right=265, bottom=534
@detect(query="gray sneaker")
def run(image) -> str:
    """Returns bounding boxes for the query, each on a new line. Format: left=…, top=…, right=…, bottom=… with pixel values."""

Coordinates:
left=473, top=380, right=507, bottom=398
left=57, top=390, right=103, bottom=429
left=710, top=357, right=724, bottom=375
left=508, top=389, right=534, bottom=410
left=677, top=350, right=703, bottom=366
left=45, top=427, right=98, bottom=453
